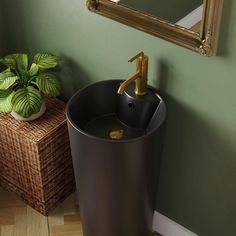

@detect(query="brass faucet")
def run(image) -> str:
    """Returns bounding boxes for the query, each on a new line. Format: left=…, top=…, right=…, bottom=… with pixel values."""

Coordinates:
left=117, top=52, right=148, bottom=96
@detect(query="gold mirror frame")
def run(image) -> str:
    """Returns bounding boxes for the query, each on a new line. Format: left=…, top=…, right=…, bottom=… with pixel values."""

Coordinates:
left=87, top=0, right=224, bottom=56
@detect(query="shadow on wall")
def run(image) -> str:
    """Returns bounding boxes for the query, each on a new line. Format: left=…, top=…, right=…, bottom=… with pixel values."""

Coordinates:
left=0, top=1, right=90, bottom=100
left=0, top=1, right=92, bottom=101
left=58, top=56, right=92, bottom=101
left=153, top=60, right=236, bottom=235
left=1, top=1, right=29, bottom=53
left=217, top=0, right=233, bottom=57
left=0, top=5, right=6, bottom=56
left=157, top=97, right=236, bottom=235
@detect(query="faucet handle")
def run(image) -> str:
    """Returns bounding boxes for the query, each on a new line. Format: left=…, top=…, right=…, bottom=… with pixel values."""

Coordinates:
left=117, top=51, right=148, bottom=95
left=128, top=51, right=144, bottom=63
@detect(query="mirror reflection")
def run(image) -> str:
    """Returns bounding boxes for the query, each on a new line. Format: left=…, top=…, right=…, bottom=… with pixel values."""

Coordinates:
left=110, top=0, right=203, bottom=32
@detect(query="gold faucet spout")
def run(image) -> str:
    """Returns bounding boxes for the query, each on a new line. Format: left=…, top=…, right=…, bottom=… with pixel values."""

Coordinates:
left=117, top=52, right=149, bottom=96
left=117, top=72, right=141, bottom=95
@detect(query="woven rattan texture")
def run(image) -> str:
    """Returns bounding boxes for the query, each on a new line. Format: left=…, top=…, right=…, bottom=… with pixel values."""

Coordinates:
left=0, top=98, right=75, bottom=215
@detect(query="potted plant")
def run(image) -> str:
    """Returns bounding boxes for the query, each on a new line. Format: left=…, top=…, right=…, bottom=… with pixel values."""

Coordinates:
left=0, top=53, right=61, bottom=121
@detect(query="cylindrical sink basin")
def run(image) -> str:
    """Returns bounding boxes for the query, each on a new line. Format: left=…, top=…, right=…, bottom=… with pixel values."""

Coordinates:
left=66, top=80, right=166, bottom=236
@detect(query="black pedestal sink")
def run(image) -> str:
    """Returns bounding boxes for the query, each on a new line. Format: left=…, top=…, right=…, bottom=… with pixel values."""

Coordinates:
left=66, top=80, right=166, bottom=236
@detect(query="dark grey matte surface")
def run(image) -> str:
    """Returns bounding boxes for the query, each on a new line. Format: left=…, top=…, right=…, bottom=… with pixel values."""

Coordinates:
left=118, top=83, right=160, bottom=129
left=66, top=80, right=166, bottom=236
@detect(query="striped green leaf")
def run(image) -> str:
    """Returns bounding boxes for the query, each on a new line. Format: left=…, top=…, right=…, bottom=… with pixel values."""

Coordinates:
left=0, top=54, right=19, bottom=70
left=0, top=69, right=19, bottom=90
left=33, top=53, right=61, bottom=70
left=16, top=54, right=28, bottom=75
left=28, top=63, right=39, bottom=76
left=0, top=89, right=14, bottom=113
left=12, top=86, right=42, bottom=118
left=35, top=73, right=60, bottom=97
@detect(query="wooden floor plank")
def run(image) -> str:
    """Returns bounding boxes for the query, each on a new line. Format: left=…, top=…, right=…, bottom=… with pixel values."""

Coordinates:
left=51, top=224, right=83, bottom=236
left=13, top=207, right=27, bottom=236
left=62, top=193, right=78, bottom=216
left=0, top=209, right=15, bottom=225
left=64, top=215, right=81, bottom=225
left=0, top=188, right=162, bottom=236
left=26, top=207, right=49, bottom=236
left=0, top=225, right=14, bottom=236
left=0, top=190, right=26, bottom=209
left=48, top=203, right=65, bottom=235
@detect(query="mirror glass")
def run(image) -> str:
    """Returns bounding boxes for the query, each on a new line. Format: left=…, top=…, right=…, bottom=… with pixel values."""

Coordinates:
left=110, top=0, right=204, bottom=33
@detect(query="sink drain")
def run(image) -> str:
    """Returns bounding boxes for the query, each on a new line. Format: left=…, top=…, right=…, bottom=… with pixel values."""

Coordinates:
left=109, top=129, right=124, bottom=140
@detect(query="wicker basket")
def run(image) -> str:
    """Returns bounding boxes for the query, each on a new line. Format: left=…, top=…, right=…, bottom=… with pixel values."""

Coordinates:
left=0, top=97, right=75, bottom=215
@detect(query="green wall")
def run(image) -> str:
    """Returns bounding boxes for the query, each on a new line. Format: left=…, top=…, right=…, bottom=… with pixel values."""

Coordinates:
left=1, top=0, right=236, bottom=235
left=0, top=5, right=6, bottom=56
left=119, top=0, right=202, bottom=22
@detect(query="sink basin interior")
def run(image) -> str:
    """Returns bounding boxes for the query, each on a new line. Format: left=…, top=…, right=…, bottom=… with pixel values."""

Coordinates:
left=84, top=113, right=147, bottom=140
left=67, top=80, right=165, bottom=141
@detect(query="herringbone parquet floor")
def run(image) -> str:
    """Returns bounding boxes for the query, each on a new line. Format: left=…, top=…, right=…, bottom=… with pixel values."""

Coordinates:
left=0, top=187, right=82, bottom=236
left=0, top=188, right=161, bottom=236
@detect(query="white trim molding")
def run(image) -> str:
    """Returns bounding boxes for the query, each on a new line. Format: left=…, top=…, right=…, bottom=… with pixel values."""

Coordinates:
left=152, top=211, right=199, bottom=236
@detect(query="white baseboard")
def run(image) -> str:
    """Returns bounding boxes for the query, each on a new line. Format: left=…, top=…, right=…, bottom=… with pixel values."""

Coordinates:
left=152, top=211, right=199, bottom=236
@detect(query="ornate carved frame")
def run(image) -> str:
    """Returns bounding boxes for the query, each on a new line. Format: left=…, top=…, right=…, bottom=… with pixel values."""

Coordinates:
left=87, top=0, right=224, bottom=56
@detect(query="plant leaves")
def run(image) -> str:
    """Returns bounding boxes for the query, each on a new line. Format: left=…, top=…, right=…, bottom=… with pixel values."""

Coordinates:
left=0, top=54, right=20, bottom=70
left=0, top=89, right=14, bottom=113
left=35, top=73, right=60, bottom=97
left=33, top=53, right=61, bottom=70
left=0, top=69, right=19, bottom=90
left=28, top=63, right=39, bottom=76
left=16, top=54, right=28, bottom=74
left=12, top=86, right=42, bottom=118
